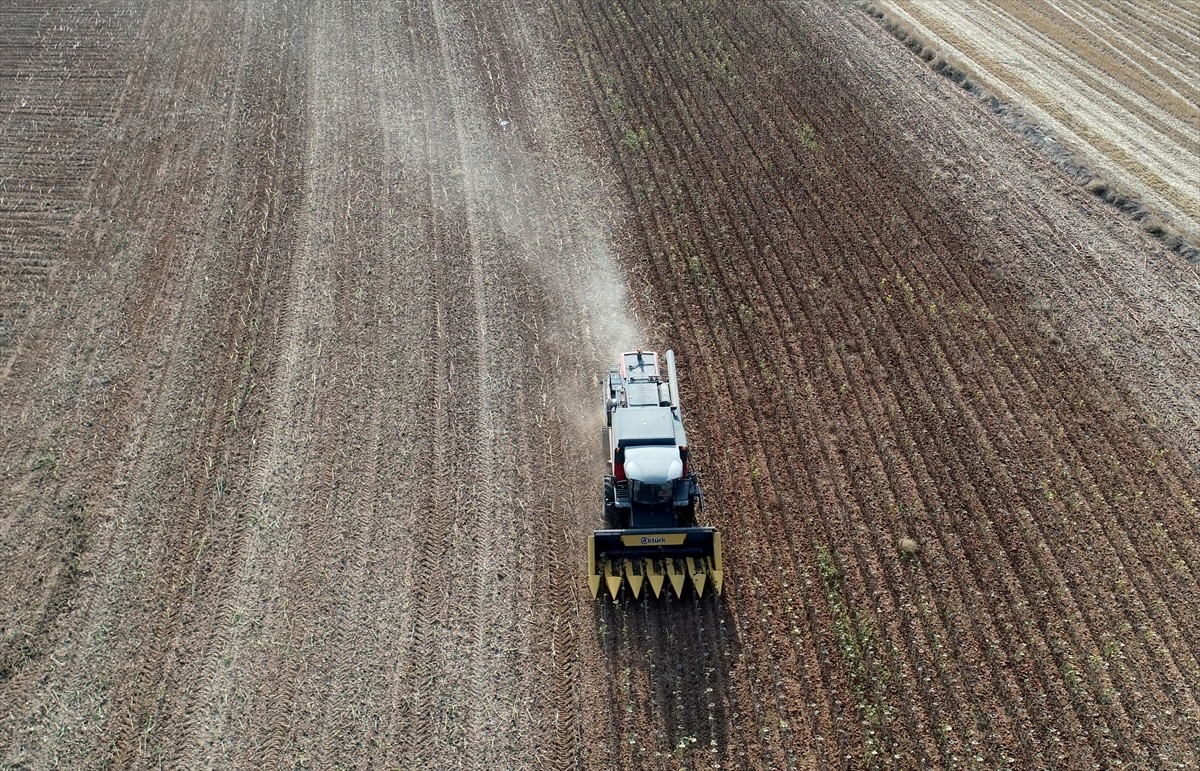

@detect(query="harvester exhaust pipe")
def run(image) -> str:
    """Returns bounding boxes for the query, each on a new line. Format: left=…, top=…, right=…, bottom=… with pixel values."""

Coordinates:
left=665, top=349, right=681, bottom=410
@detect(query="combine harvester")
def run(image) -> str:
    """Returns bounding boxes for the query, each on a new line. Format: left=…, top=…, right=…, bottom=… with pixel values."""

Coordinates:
left=588, top=349, right=723, bottom=599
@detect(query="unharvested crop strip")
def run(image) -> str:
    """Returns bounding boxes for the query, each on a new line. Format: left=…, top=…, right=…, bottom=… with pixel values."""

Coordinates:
left=763, top=7, right=1200, bottom=758
left=635, top=8, right=986, bottom=762
left=633, top=6, right=1017, bottom=758
left=561, top=0, right=1200, bottom=758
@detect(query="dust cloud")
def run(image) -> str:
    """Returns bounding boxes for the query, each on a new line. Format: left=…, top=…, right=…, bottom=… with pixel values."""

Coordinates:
left=431, top=2, right=640, bottom=354
left=414, top=2, right=644, bottom=438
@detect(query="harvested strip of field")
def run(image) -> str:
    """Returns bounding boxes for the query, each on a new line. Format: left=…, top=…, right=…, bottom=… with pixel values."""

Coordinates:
left=865, top=0, right=1200, bottom=246
left=1, top=1, right=628, bottom=767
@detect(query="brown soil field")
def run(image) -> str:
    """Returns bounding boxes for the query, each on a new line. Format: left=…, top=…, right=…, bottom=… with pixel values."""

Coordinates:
left=864, top=0, right=1200, bottom=250
left=3, top=1, right=1200, bottom=769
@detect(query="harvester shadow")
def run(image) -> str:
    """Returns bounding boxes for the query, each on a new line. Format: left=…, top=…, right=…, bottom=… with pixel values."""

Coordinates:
left=593, top=593, right=734, bottom=759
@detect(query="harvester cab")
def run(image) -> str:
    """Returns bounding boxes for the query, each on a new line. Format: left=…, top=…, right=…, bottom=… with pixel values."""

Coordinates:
left=588, top=349, right=723, bottom=599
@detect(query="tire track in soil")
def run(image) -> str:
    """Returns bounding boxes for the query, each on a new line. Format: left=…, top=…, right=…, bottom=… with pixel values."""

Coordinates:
left=100, top=3, right=310, bottom=765
left=1, top=1, right=667, bottom=765
left=204, top=5, right=402, bottom=767
left=400, top=1, right=616, bottom=764
left=471, top=3, right=608, bottom=764
left=243, top=0, right=638, bottom=766
left=384, top=1, right=474, bottom=763
left=141, top=2, right=454, bottom=765
left=409, top=0, right=675, bottom=766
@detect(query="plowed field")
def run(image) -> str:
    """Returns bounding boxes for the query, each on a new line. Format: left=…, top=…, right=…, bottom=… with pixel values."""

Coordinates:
left=3, top=1, right=1199, bottom=769
left=865, top=0, right=1200, bottom=247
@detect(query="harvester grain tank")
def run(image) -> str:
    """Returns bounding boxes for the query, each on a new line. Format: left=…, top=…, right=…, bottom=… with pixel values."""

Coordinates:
left=588, top=349, right=723, bottom=599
